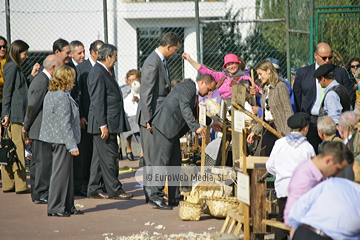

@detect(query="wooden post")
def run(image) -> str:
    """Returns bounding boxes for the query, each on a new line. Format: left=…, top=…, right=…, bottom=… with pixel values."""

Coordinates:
left=200, top=126, right=210, bottom=175
left=221, top=101, right=229, bottom=166
left=241, top=129, right=250, bottom=240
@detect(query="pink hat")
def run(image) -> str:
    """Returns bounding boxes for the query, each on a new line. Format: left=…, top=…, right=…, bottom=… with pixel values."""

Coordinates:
left=223, top=54, right=241, bottom=68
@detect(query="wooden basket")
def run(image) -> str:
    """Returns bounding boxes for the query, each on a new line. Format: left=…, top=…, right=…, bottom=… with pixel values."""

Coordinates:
left=205, top=197, right=241, bottom=218
left=178, top=201, right=202, bottom=221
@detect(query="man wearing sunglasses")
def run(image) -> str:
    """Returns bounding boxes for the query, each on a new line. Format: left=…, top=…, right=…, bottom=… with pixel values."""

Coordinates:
left=293, top=43, right=353, bottom=153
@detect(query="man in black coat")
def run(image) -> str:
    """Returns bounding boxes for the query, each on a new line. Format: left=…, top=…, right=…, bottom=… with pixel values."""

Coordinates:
left=293, top=42, right=352, bottom=152
left=87, top=44, right=133, bottom=200
left=148, top=74, right=220, bottom=210
left=23, top=54, right=63, bottom=203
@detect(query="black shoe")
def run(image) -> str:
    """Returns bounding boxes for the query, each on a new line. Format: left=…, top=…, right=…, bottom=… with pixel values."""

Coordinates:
left=16, top=188, right=31, bottom=194
left=34, top=198, right=48, bottom=204
left=48, top=212, right=71, bottom=217
left=75, top=186, right=87, bottom=197
left=148, top=199, right=173, bottom=210
left=126, top=152, right=135, bottom=161
left=168, top=199, right=180, bottom=207
left=3, top=189, right=15, bottom=193
left=71, top=209, right=84, bottom=215
left=139, top=157, right=144, bottom=167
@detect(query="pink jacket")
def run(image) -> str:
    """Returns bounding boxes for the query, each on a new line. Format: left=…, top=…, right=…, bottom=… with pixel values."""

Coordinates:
left=198, top=65, right=261, bottom=99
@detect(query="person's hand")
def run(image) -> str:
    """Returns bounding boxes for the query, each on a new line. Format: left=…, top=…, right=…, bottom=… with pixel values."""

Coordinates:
left=80, top=117, right=87, bottom=129
left=146, top=122, right=152, bottom=131
left=196, top=126, right=206, bottom=138
left=182, top=52, right=192, bottom=62
left=252, top=106, right=260, bottom=115
left=246, top=132, right=255, bottom=143
left=250, top=86, right=259, bottom=96
left=22, top=127, right=28, bottom=133
left=2, top=115, right=9, bottom=127
left=132, top=96, right=139, bottom=102
left=71, top=149, right=80, bottom=156
left=211, top=121, right=223, bottom=132
left=100, top=126, right=109, bottom=139
left=31, top=63, right=40, bottom=77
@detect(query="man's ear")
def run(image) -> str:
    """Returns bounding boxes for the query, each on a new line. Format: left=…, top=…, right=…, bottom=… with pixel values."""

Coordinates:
left=55, top=49, right=60, bottom=55
left=323, top=155, right=333, bottom=165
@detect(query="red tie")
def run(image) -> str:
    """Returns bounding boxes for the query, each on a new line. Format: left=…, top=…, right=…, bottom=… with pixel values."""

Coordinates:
left=108, top=70, right=113, bottom=76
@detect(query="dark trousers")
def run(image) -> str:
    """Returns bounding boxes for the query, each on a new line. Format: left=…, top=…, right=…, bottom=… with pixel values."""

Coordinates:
left=261, top=129, right=278, bottom=156
left=150, top=127, right=181, bottom=201
left=88, top=133, right=123, bottom=198
left=307, top=115, right=322, bottom=154
left=293, top=225, right=330, bottom=240
left=31, top=140, right=52, bottom=201
left=275, top=197, right=288, bottom=240
left=73, top=128, right=93, bottom=192
left=140, top=125, right=154, bottom=200
left=48, top=144, right=75, bottom=214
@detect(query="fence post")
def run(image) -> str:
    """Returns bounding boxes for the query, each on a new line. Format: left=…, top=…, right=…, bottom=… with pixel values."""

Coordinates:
left=195, top=0, right=201, bottom=77
left=5, top=0, right=11, bottom=43
left=285, top=0, right=291, bottom=84
left=309, top=0, right=315, bottom=64
left=103, top=0, right=108, bottom=44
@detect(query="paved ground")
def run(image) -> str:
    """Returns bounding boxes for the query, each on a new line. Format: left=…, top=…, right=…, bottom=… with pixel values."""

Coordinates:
left=0, top=138, right=226, bottom=240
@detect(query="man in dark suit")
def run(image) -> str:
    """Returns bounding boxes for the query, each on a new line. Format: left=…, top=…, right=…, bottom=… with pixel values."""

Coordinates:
left=148, top=74, right=219, bottom=210
left=74, top=40, right=104, bottom=197
left=23, top=54, right=63, bottom=204
left=69, top=40, right=85, bottom=67
left=293, top=42, right=352, bottom=152
left=87, top=44, right=133, bottom=200
left=137, top=32, right=181, bottom=202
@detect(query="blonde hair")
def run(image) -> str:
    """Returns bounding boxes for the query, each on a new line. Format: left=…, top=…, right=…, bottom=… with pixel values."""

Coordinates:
left=126, top=69, right=141, bottom=80
left=48, top=65, right=75, bottom=91
left=255, top=60, right=281, bottom=86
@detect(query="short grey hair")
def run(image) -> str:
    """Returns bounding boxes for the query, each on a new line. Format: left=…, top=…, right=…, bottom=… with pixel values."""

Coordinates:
left=69, top=40, right=84, bottom=52
left=97, top=44, right=117, bottom=61
left=338, top=111, right=357, bottom=128
left=317, top=116, right=336, bottom=135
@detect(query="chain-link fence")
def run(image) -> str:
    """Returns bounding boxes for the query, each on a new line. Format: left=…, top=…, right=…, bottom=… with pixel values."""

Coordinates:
left=1, top=0, right=359, bottom=86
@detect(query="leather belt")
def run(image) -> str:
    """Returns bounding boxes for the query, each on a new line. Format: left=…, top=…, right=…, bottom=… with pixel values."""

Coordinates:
left=301, top=224, right=332, bottom=240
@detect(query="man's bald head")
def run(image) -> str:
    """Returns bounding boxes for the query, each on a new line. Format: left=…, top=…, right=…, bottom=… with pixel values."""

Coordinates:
left=43, top=54, right=63, bottom=76
left=314, top=43, right=333, bottom=66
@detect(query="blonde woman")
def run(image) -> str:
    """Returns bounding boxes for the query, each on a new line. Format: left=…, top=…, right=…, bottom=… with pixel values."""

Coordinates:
left=247, top=60, right=293, bottom=156
left=39, top=65, right=82, bottom=217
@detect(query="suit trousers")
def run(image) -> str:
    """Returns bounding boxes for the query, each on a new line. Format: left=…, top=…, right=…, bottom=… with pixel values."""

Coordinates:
left=88, top=133, right=124, bottom=198
left=275, top=197, right=288, bottom=240
left=140, top=125, right=153, bottom=199
left=293, top=225, right=330, bottom=240
left=307, top=115, right=322, bottom=154
left=48, top=144, right=75, bottom=214
left=73, top=128, right=93, bottom=192
left=30, top=140, right=52, bottom=201
left=150, top=127, right=181, bottom=201
left=1, top=123, right=29, bottom=192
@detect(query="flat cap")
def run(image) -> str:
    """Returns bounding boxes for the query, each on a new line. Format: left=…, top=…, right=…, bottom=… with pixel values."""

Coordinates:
left=313, top=64, right=334, bottom=78
left=287, top=112, right=310, bottom=129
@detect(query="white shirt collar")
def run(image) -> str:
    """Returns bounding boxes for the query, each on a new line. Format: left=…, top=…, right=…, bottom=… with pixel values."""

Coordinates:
left=155, top=48, right=165, bottom=62
left=89, top=57, right=96, bottom=66
left=72, top=58, right=78, bottom=66
left=195, top=81, right=199, bottom=96
left=42, top=69, right=52, bottom=79
left=315, top=62, right=320, bottom=70
left=97, top=61, right=109, bottom=72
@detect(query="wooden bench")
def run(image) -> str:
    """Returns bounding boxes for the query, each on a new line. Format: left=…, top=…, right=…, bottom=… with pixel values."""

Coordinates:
left=262, top=219, right=290, bottom=231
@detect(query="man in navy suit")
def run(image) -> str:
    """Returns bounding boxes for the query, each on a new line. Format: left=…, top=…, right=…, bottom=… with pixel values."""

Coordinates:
left=293, top=43, right=352, bottom=152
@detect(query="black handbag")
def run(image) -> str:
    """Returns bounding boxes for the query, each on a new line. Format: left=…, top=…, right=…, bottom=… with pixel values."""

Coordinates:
left=0, top=127, right=17, bottom=165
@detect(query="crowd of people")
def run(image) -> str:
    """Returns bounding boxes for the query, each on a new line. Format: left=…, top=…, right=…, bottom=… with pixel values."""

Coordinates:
left=0, top=32, right=359, bottom=239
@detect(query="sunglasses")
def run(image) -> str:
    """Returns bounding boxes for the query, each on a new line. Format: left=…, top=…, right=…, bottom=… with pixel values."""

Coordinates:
left=317, top=53, right=333, bottom=61
left=265, top=98, right=270, bottom=111
left=0, top=45, right=6, bottom=50
left=350, top=65, right=360, bottom=69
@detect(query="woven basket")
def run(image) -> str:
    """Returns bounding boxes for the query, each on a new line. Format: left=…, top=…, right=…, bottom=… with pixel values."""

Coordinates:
left=178, top=201, right=202, bottom=221
left=205, top=197, right=240, bottom=218
left=191, top=181, right=232, bottom=198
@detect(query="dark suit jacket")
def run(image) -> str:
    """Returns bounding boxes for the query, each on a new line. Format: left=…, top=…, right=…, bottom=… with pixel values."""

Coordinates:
left=293, top=63, right=353, bottom=113
left=65, top=60, right=80, bottom=104
left=87, top=62, right=130, bottom=134
left=151, top=81, right=202, bottom=139
left=23, top=71, right=50, bottom=140
left=137, top=51, right=170, bottom=127
left=76, top=59, right=92, bottom=119
left=1, top=61, right=29, bottom=123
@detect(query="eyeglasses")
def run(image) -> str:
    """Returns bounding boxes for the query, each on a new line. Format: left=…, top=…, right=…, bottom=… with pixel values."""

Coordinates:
left=265, top=98, right=270, bottom=111
left=316, top=53, right=333, bottom=61
left=0, top=45, right=6, bottom=50
left=350, top=65, right=360, bottom=69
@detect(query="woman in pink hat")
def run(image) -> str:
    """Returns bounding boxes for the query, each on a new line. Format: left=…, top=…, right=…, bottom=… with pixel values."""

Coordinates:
left=182, top=52, right=259, bottom=100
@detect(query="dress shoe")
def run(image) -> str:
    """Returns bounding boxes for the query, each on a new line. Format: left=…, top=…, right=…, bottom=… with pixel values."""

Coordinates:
left=139, top=157, right=144, bottom=167
left=48, top=212, right=71, bottom=217
left=34, top=198, right=48, bottom=204
left=75, top=186, right=88, bottom=197
left=71, top=209, right=84, bottom=215
left=88, top=192, right=109, bottom=199
left=126, top=152, right=135, bottom=161
left=16, top=188, right=31, bottom=194
left=110, top=192, right=134, bottom=200
left=168, top=199, right=181, bottom=207
left=148, top=199, right=173, bottom=210
left=3, top=189, right=15, bottom=193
